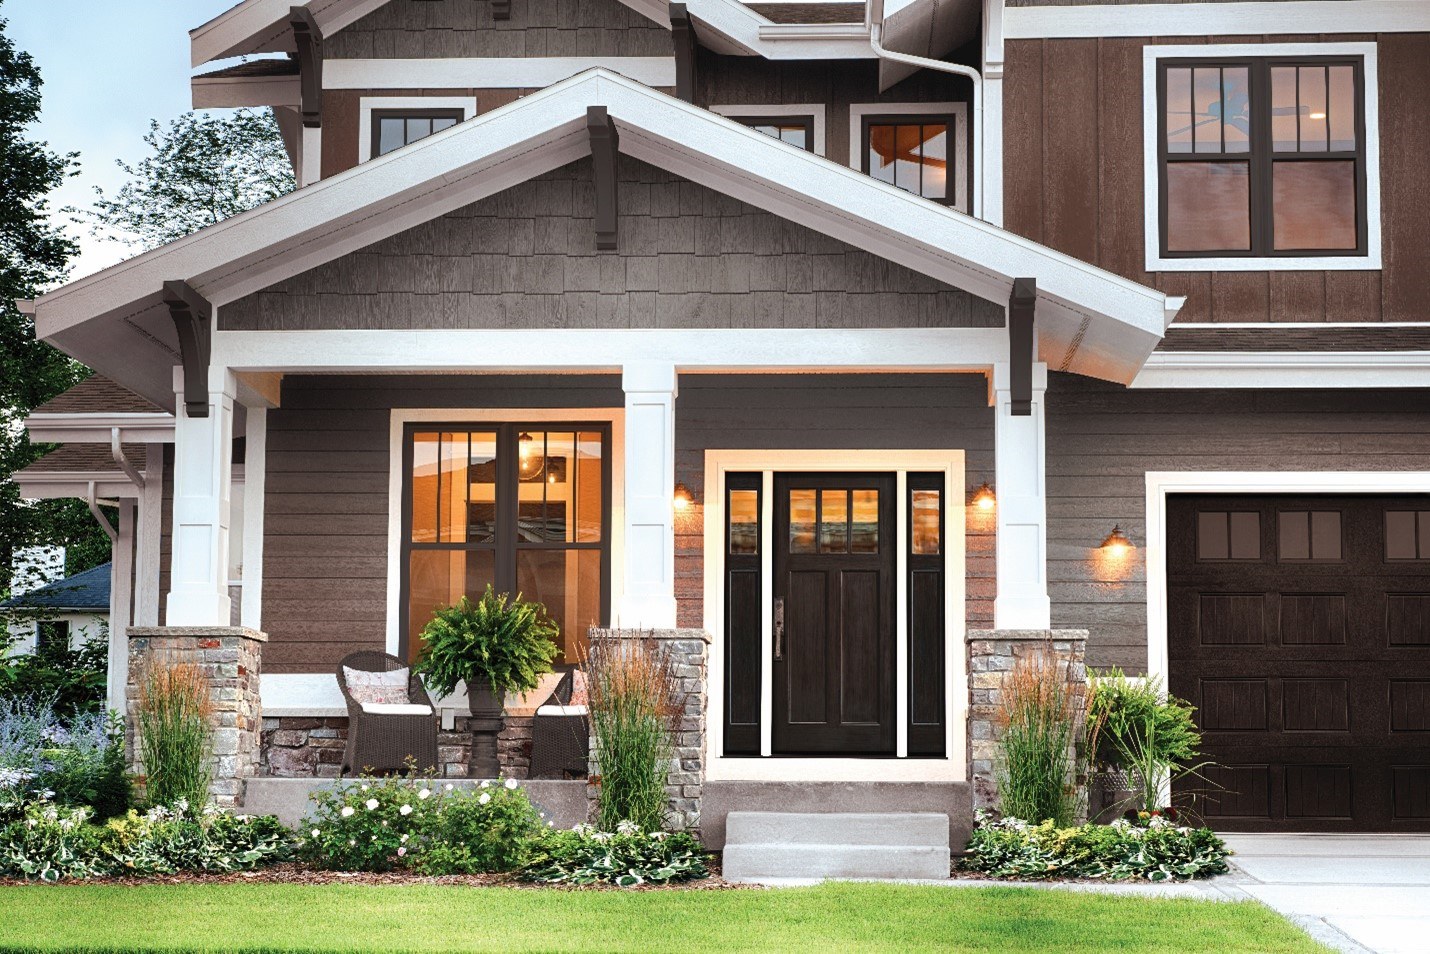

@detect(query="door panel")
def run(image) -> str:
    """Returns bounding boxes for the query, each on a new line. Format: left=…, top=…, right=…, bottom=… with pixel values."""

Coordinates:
left=772, top=473, right=895, bottom=755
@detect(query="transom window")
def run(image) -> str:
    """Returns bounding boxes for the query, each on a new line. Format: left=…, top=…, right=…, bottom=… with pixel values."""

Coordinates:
left=372, top=109, right=463, bottom=158
left=401, top=424, right=610, bottom=664
left=727, top=115, right=815, bottom=152
left=1157, top=57, right=1367, bottom=258
left=862, top=114, right=954, bottom=204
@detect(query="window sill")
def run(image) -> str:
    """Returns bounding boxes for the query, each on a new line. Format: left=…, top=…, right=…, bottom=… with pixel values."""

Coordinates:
left=1146, top=252, right=1382, bottom=272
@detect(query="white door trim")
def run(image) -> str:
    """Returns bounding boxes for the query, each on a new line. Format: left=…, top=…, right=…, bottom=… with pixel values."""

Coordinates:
left=1144, top=470, right=1430, bottom=688
left=703, top=448, right=967, bottom=783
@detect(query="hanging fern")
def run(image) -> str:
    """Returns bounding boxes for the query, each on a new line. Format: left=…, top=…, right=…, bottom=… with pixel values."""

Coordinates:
left=414, top=586, right=560, bottom=698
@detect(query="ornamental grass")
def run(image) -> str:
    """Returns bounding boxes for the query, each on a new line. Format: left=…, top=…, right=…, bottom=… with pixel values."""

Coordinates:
left=135, top=661, right=212, bottom=809
left=994, top=647, right=1084, bottom=828
left=582, top=637, right=679, bottom=832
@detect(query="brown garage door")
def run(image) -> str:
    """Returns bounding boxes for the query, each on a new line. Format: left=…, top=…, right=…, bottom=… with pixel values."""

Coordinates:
left=1168, top=494, right=1430, bottom=832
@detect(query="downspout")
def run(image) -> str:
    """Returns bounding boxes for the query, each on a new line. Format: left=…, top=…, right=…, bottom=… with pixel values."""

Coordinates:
left=110, top=428, right=146, bottom=491
left=86, top=481, right=118, bottom=544
left=866, top=12, right=984, bottom=220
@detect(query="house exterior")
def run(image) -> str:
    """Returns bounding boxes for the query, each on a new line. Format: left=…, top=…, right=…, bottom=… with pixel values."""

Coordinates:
left=1, top=562, right=112, bottom=656
left=15, top=0, right=1430, bottom=839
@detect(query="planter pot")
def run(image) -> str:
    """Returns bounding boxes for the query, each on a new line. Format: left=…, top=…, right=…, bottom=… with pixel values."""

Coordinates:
left=1089, top=769, right=1142, bottom=824
left=467, top=680, right=503, bottom=779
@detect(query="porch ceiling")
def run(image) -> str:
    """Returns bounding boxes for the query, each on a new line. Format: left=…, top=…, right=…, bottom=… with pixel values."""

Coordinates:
left=33, top=69, right=1177, bottom=401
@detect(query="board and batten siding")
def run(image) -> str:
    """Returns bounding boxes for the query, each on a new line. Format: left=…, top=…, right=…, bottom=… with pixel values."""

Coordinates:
left=672, top=373, right=997, bottom=635
left=1003, top=33, right=1430, bottom=322
left=221, top=156, right=1001, bottom=333
left=1046, top=375, right=1430, bottom=671
left=323, top=0, right=670, bottom=59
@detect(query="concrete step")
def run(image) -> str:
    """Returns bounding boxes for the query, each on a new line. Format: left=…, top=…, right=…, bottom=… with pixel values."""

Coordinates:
left=722, top=811, right=950, bottom=882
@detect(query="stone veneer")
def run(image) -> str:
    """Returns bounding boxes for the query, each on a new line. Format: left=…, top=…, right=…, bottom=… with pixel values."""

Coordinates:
left=126, top=627, right=266, bottom=807
left=261, top=715, right=535, bottom=779
left=586, top=628, right=710, bottom=837
left=967, top=629, right=1089, bottom=814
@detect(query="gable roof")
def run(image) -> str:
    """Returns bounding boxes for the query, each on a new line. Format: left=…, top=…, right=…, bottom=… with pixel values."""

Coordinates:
left=32, top=69, right=1177, bottom=396
left=0, top=563, right=111, bottom=613
left=32, top=376, right=165, bottom=415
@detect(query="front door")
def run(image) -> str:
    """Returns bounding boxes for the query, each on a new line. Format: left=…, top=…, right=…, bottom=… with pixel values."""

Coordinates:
left=772, top=473, right=896, bottom=755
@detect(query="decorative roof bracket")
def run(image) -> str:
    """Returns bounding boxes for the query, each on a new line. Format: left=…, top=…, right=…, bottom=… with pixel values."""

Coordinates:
left=163, top=280, right=213, bottom=419
left=1009, top=277, right=1037, bottom=416
left=670, top=3, right=698, bottom=104
left=587, top=106, right=620, bottom=251
left=289, top=6, right=323, bottom=128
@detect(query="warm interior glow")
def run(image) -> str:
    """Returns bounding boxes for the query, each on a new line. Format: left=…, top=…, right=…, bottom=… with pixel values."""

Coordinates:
left=971, top=482, right=996, bottom=511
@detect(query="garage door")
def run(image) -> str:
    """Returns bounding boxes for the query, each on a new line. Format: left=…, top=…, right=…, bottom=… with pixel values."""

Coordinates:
left=1168, top=494, right=1430, bottom=832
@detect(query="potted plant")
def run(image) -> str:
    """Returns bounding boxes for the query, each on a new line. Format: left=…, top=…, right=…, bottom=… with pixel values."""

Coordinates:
left=415, top=585, right=559, bottom=778
left=1085, top=669, right=1202, bottom=823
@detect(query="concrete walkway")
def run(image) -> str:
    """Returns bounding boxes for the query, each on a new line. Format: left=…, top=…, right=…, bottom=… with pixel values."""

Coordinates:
left=1220, top=834, right=1430, bottom=954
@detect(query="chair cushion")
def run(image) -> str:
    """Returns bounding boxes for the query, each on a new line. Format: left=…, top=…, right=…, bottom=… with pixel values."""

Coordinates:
left=343, top=666, right=411, bottom=706
left=359, top=702, right=433, bottom=716
left=569, top=670, right=590, bottom=707
left=537, top=704, right=589, bottom=717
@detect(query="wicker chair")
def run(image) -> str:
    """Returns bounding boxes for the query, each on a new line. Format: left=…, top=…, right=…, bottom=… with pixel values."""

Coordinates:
left=528, top=670, right=590, bottom=779
left=337, top=651, right=439, bottom=777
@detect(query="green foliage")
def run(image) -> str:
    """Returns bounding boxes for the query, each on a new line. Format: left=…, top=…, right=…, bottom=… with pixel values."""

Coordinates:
left=0, top=696, right=129, bottom=819
left=87, top=109, right=294, bottom=251
left=0, top=629, right=107, bottom=716
left=134, top=663, right=212, bottom=809
left=521, top=822, right=709, bottom=887
left=0, top=793, right=291, bottom=882
left=995, top=650, right=1081, bottom=828
left=410, top=781, right=546, bottom=875
left=1087, top=670, right=1202, bottom=810
left=963, top=810, right=1231, bottom=882
left=415, top=586, right=560, bottom=698
left=585, top=638, right=677, bottom=833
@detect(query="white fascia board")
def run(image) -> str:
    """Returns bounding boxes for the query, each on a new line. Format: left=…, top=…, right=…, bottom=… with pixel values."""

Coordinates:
left=1004, top=1, right=1430, bottom=39
left=15, top=473, right=140, bottom=501
left=37, top=69, right=1171, bottom=384
left=25, top=413, right=175, bottom=446
left=192, top=73, right=300, bottom=110
left=325, top=58, right=678, bottom=90
left=190, top=0, right=383, bottom=66
left=1132, top=351, right=1430, bottom=389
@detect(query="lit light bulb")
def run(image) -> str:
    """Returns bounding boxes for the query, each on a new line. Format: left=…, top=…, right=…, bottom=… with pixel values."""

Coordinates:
left=971, top=483, right=996, bottom=511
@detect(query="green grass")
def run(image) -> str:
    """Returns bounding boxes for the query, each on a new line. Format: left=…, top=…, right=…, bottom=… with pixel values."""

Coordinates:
left=0, top=882, right=1326, bottom=954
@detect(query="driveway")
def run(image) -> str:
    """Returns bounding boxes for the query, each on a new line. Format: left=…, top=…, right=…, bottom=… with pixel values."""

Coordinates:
left=1220, top=834, right=1430, bottom=954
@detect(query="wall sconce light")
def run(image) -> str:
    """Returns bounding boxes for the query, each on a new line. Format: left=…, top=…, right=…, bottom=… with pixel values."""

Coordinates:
left=673, top=482, right=695, bottom=511
left=1100, top=525, right=1134, bottom=556
left=971, top=482, right=996, bottom=511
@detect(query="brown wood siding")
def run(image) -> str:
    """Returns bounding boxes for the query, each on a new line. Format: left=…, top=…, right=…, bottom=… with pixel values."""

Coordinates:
left=1004, top=34, right=1430, bottom=323
left=323, top=0, right=670, bottom=59
left=1046, top=374, right=1430, bottom=672
left=260, top=374, right=623, bottom=673
left=673, top=373, right=996, bottom=636
left=222, top=155, right=1002, bottom=332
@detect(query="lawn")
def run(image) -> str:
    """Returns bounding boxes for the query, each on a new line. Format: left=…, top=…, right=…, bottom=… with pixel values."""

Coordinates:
left=0, top=882, right=1325, bottom=954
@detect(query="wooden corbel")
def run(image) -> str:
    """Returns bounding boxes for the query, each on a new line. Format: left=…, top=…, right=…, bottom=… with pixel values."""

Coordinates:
left=289, top=6, right=323, bottom=128
left=492, top=0, right=511, bottom=20
left=670, top=3, right=697, bottom=104
left=1008, top=277, right=1037, bottom=416
left=163, top=280, right=213, bottom=419
left=587, top=106, right=620, bottom=251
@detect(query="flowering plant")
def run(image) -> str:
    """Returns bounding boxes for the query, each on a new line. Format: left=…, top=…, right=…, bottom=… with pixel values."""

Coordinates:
left=521, top=821, right=708, bottom=887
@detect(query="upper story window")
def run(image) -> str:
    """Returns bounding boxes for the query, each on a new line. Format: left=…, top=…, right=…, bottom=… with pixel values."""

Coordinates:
left=711, top=104, right=826, bottom=155
left=372, top=108, right=464, bottom=158
left=850, top=104, right=968, bottom=212
left=1144, top=44, right=1380, bottom=272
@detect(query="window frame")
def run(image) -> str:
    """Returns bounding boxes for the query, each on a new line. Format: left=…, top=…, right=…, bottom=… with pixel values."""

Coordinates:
left=358, top=96, right=477, bottom=163
left=1142, top=42, right=1381, bottom=272
left=854, top=106, right=966, bottom=209
left=370, top=108, right=468, bottom=160
left=710, top=104, right=827, bottom=156
left=397, top=421, right=612, bottom=663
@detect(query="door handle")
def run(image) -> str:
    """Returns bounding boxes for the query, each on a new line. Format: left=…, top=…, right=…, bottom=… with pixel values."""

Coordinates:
left=773, top=598, right=785, bottom=660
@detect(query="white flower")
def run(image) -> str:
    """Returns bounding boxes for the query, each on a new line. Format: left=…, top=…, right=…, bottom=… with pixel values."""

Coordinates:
left=399, top=804, right=413, bottom=816
left=397, top=846, right=406, bottom=856
left=480, top=780, right=491, bottom=788
left=479, top=793, right=491, bottom=805
left=341, top=806, right=355, bottom=818
left=365, top=798, right=379, bottom=811
left=418, top=789, right=431, bottom=800
left=361, top=785, right=370, bottom=792
left=400, top=833, right=409, bottom=843
left=312, top=828, right=321, bottom=837
left=348, top=839, right=356, bottom=846
left=444, top=783, right=454, bottom=791
left=504, top=778, right=519, bottom=790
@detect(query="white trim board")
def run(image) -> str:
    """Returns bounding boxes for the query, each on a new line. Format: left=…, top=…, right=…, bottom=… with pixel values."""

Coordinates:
left=326, top=58, right=677, bottom=91
left=1143, top=470, right=1430, bottom=689
left=709, top=104, right=828, bottom=157
left=1142, top=43, right=1382, bottom=274
left=849, top=102, right=970, bottom=214
left=702, top=448, right=967, bottom=784
left=1131, top=350, right=1430, bottom=389
left=1005, top=1, right=1430, bottom=39
left=357, top=97, right=478, bottom=166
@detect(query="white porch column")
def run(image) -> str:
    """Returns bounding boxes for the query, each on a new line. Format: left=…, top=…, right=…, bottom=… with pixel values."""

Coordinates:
left=239, top=406, right=267, bottom=630
left=992, top=361, right=1051, bottom=629
left=107, top=499, right=136, bottom=712
left=299, top=127, right=322, bottom=187
left=165, top=366, right=236, bottom=626
left=134, top=444, right=165, bottom=627
left=618, top=361, right=678, bottom=628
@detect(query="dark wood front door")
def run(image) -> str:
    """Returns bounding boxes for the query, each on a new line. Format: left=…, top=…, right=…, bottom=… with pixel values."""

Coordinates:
left=772, top=473, right=896, bottom=755
left=1168, top=494, right=1430, bottom=832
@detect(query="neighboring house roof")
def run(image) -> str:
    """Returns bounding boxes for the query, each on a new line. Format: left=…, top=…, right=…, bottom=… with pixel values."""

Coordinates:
left=0, top=563, right=111, bottom=613
left=31, top=376, right=164, bottom=415
left=747, top=3, right=865, bottom=24
left=13, top=444, right=147, bottom=501
left=31, top=69, right=1177, bottom=389
left=1157, top=325, right=1430, bottom=353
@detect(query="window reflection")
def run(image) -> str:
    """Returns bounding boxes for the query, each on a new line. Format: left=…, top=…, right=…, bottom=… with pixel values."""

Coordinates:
left=911, top=490, right=941, bottom=556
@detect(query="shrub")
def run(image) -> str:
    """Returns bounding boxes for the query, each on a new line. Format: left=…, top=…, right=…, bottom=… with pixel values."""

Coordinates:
left=1086, top=670, right=1201, bottom=811
left=0, top=697, right=130, bottom=819
left=995, top=647, right=1082, bottom=828
left=521, top=822, right=709, bottom=887
left=135, top=662, right=212, bottom=808
left=416, top=586, right=560, bottom=698
left=298, top=773, right=441, bottom=872
left=584, top=638, right=678, bottom=832
left=0, top=629, right=107, bottom=716
left=411, top=780, right=546, bottom=875
left=964, top=810, right=1230, bottom=882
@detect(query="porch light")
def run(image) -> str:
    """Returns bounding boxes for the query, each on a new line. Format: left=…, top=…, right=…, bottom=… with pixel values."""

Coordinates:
left=1100, top=525, right=1134, bottom=556
left=673, top=482, right=695, bottom=511
left=971, top=482, right=996, bottom=511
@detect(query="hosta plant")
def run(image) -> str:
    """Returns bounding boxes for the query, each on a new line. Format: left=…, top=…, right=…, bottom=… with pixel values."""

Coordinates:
left=521, top=821, right=709, bottom=887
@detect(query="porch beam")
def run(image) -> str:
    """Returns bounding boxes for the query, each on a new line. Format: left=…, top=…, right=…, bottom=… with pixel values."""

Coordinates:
left=163, top=280, right=212, bottom=419
left=670, top=3, right=698, bottom=104
left=992, top=361, right=1051, bottom=630
left=1008, top=277, right=1036, bottom=416
left=587, top=106, right=620, bottom=250
left=289, top=6, right=323, bottom=128
left=619, top=361, right=678, bottom=628
left=165, top=366, right=236, bottom=627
